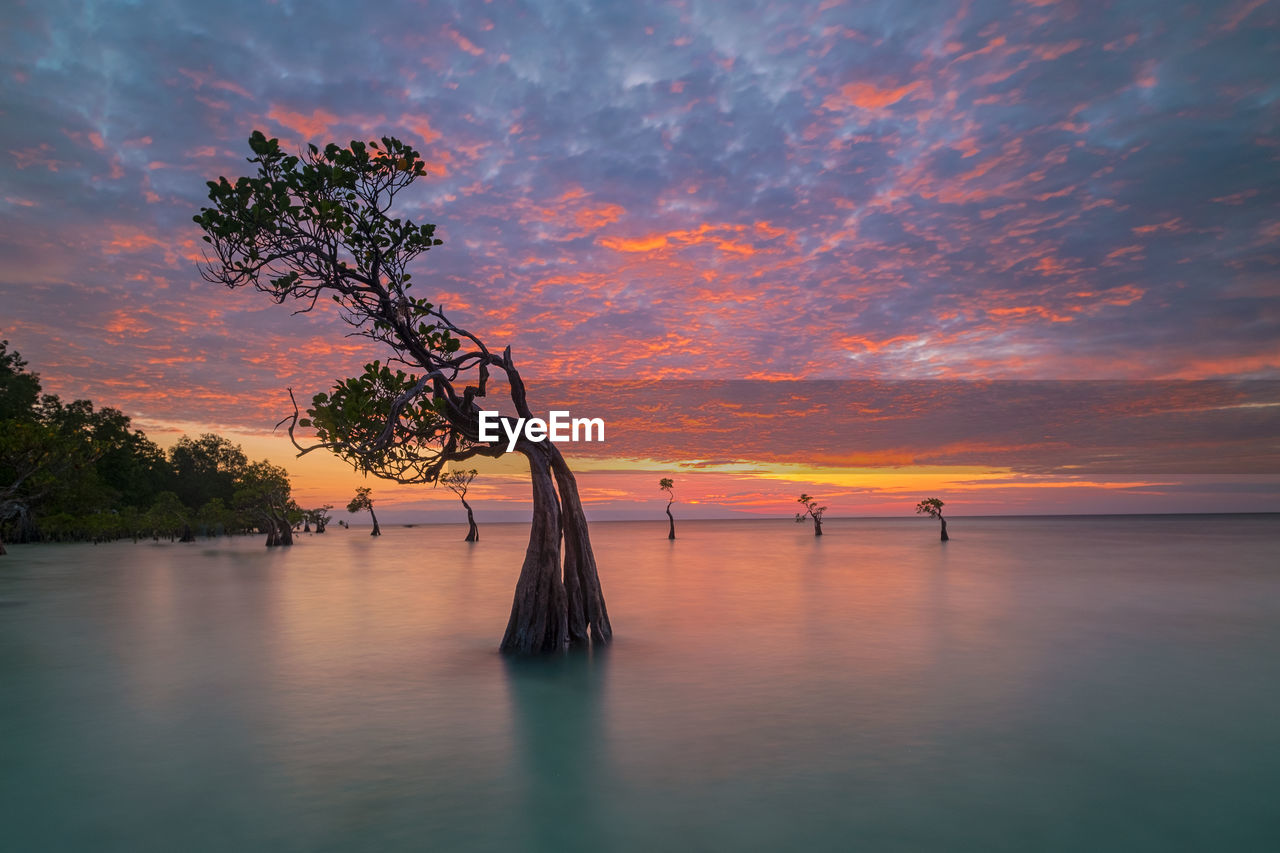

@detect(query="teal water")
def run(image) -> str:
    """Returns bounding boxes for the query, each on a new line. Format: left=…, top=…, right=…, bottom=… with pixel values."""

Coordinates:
left=2, top=516, right=1278, bottom=851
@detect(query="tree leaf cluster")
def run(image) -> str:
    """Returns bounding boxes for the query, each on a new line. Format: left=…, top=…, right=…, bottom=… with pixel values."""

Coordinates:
left=0, top=341, right=315, bottom=545
left=196, top=132, right=507, bottom=490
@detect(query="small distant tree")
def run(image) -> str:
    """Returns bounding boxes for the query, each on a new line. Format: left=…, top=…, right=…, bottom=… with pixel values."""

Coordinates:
left=347, top=486, right=381, bottom=536
left=440, top=469, right=479, bottom=542
left=234, top=461, right=294, bottom=546
left=795, top=493, right=826, bottom=536
left=659, top=478, right=676, bottom=540
left=916, top=498, right=949, bottom=541
left=303, top=504, right=333, bottom=534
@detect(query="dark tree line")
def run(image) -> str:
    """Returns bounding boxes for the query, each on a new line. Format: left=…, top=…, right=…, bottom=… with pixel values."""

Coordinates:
left=0, top=341, right=319, bottom=551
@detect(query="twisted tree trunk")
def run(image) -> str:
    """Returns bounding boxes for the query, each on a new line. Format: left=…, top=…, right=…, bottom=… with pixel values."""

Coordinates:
left=277, top=513, right=294, bottom=546
left=940, top=516, right=949, bottom=542
left=552, top=446, right=611, bottom=647
left=263, top=512, right=294, bottom=546
left=490, top=356, right=610, bottom=654
left=501, top=444, right=568, bottom=654
left=813, top=517, right=823, bottom=536
left=462, top=498, right=478, bottom=542
left=498, top=442, right=611, bottom=654
left=369, top=508, right=381, bottom=536
left=666, top=501, right=676, bottom=540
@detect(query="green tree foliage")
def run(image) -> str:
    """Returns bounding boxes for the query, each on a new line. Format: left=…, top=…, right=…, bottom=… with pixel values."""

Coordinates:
left=439, top=469, right=478, bottom=496
left=194, top=131, right=612, bottom=654
left=915, top=498, right=945, bottom=518
left=0, top=340, right=41, bottom=421
left=0, top=342, right=304, bottom=549
left=659, top=478, right=676, bottom=540
left=234, top=461, right=296, bottom=547
left=916, top=498, right=949, bottom=541
left=197, top=498, right=233, bottom=537
left=347, top=486, right=381, bottom=536
left=795, top=493, right=827, bottom=536
left=193, top=132, right=474, bottom=484
left=146, top=491, right=189, bottom=542
left=440, top=468, right=479, bottom=541
left=1, top=348, right=106, bottom=548
left=168, top=433, right=249, bottom=509
left=303, top=504, right=334, bottom=534
left=93, top=409, right=170, bottom=509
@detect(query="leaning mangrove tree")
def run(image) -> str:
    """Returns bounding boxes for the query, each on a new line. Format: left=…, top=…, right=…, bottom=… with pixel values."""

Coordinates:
left=796, top=493, right=826, bottom=536
left=195, top=131, right=610, bottom=654
left=347, top=486, right=381, bottom=536
left=916, top=497, right=949, bottom=541
left=440, top=469, right=480, bottom=542
left=659, top=477, right=676, bottom=540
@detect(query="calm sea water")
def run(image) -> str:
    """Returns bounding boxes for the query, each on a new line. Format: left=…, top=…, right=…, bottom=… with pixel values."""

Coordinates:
left=2, top=516, right=1278, bottom=851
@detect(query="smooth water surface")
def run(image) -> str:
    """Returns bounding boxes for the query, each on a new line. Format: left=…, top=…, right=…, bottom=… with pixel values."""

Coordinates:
left=2, top=516, right=1279, bottom=851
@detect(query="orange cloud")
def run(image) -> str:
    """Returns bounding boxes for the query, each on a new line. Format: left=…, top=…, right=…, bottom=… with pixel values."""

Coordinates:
left=1033, top=40, right=1084, bottom=61
left=444, top=26, right=484, bottom=56
left=1221, top=0, right=1268, bottom=32
left=1132, top=218, right=1183, bottom=234
left=574, top=204, right=625, bottom=231
left=595, top=223, right=773, bottom=257
left=10, top=143, right=63, bottom=171
left=178, top=68, right=252, bottom=99
left=598, top=234, right=670, bottom=253
left=402, top=115, right=441, bottom=146
left=103, top=227, right=165, bottom=254
left=824, top=80, right=923, bottom=113
left=267, top=106, right=341, bottom=139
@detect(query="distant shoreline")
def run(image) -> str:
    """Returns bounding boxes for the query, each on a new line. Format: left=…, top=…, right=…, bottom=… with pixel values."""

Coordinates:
left=346, top=511, right=1280, bottom=528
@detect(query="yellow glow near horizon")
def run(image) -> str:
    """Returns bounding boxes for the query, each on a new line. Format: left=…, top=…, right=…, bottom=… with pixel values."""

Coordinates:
left=137, top=424, right=1180, bottom=516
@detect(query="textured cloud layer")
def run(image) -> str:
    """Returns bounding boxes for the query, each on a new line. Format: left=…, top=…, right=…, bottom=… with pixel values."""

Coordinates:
left=2, top=0, right=1277, bottom=514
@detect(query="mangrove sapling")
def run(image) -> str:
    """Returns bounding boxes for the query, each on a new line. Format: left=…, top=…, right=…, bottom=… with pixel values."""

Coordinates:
left=659, top=477, right=676, bottom=540
left=305, top=505, right=333, bottom=533
left=347, top=486, right=381, bottom=536
left=440, top=469, right=480, bottom=541
left=916, top=498, right=949, bottom=541
left=795, top=494, right=826, bottom=536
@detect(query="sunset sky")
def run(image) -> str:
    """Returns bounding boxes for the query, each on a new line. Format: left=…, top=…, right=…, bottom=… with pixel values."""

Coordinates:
left=2, top=0, right=1278, bottom=520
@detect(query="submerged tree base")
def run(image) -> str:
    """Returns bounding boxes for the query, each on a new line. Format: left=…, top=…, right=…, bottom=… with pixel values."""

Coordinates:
left=500, top=445, right=611, bottom=656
